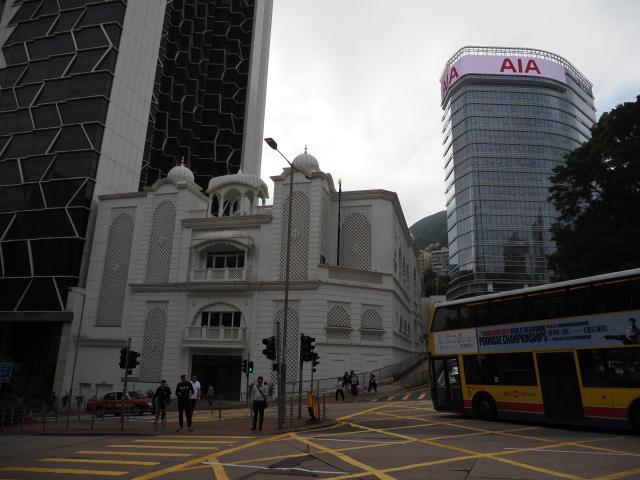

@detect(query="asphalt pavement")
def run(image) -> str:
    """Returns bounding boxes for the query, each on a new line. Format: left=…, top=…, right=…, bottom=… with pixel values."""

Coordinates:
left=1, top=394, right=640, bottom=479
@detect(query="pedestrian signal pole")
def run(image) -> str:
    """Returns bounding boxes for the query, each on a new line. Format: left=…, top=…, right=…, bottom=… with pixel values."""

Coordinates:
left=120, top=337, right=131, bottom=430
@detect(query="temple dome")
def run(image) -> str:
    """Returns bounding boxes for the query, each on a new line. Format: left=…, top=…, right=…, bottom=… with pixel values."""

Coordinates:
left=206, top=169, right=269, bottom=197
left=292, top=147, right=320, bottom=174
left=167, top=161, right=195, bottom=184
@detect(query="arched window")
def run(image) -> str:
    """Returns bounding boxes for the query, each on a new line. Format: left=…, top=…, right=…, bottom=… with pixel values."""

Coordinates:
left=194, top=304, right=243, bottom=340
left=201, top=311, right=241, bottom=327
left=326, top=304, right=351, bottom=342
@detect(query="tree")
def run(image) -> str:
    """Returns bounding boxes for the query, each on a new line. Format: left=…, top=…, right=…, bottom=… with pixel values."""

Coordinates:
left=423, top=269, right=450, bottom=296
left=549, top=95, right=640, bottom=279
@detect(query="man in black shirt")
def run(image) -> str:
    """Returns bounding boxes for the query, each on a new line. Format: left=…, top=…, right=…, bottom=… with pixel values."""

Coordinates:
left=175, top=374, right=195, bottom=431
left=152, top=380, right=171, bottom=421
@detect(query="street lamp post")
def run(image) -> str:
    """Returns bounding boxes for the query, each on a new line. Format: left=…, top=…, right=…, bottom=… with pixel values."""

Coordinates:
left=264, top=137, right=298, bottom=429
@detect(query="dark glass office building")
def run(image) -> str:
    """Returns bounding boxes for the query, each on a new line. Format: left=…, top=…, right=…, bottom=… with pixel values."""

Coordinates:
left=440, top=47, right=596, bottom=299
left=0, top=0, right=271, bottom=399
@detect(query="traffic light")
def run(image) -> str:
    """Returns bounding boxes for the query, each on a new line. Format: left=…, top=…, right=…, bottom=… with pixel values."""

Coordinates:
left=128, top=350, right=140, bottom=369
left=262, top=336, right=276, bottom=360
left=119, top=348, right=128, bottom=369
left=242, top=359, right=247, bottom=373
left=248, top=361, right=254, bottom=374
left=300, top=334, right=316, bottom=362
left=311, top=352, right=319, bottom=372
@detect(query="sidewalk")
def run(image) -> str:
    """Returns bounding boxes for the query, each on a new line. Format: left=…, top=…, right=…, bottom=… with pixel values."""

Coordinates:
left=0, top=405, right=334, bottom=436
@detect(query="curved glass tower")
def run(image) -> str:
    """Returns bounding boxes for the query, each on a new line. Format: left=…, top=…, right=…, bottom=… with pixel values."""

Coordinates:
left=440, top=47, right=596, bottom=299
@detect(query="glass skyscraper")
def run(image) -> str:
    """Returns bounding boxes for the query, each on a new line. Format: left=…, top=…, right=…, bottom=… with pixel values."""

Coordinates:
left=440, top=47, right=595, bottom=299
left=0, top=0, right=271, bottom=399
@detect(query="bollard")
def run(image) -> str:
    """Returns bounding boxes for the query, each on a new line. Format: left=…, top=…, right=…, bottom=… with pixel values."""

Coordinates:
left=154, top=403, right=158, bottom=432
left=90, top=408, right=95, bottom=431
left=322, top=394, right=326, bottom=421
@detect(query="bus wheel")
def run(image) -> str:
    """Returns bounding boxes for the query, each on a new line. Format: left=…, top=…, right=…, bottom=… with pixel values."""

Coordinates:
left=630, top=401, right=640, bottom=434
left=474, top=394, right=497, bottom=421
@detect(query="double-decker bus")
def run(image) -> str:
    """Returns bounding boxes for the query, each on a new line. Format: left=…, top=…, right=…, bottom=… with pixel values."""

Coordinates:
left=428, top=268, right=640, bottom=432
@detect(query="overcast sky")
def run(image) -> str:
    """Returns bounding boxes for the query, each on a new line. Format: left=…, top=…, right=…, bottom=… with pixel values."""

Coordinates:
left=259, top=0, right=640, bottom=226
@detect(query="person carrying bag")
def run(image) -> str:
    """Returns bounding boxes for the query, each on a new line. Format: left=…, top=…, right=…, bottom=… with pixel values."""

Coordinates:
left=250, top=376, right=268, bottom=431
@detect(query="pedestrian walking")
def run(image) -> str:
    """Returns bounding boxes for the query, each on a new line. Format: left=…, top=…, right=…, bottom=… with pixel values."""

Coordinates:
left=350, top=370, right=359, bottom=396
left=206, top=382, right=215, bottom=407
left=343, top=371, right=351, bottom=395
left=153, top=380, right=172, bottom=421
left=175, top=374, right=194, bottom=432
left=250, top=376, right=269, bottom=431
left=335, top=377, right=345, bottom=401
left=368, top=371, right=377, bottom=393
left=190, top=374, right=201, bottom=416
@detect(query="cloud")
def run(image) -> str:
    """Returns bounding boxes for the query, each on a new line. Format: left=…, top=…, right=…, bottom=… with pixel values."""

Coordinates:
left=261, top=0, right=640, bottom=226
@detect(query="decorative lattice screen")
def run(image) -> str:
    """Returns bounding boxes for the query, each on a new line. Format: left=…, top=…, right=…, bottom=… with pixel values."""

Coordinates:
left=272, top=306, right=299, bottom=384
left=139, top=306, right=168, bottom=382
left=96, top=212, right=135, bottom=327
left=145, top=201, right=176, bottom=283
left=361, top=305, right=384, bottom=342
left=326, top=304, right=351, bottom=342
left=279, top=191, right=310, bottom=280
left=339, top=212, right=371, bottom=270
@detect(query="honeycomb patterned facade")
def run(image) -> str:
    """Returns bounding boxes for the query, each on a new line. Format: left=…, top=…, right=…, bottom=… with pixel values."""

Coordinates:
left=139, top=303, right=168, bottom=383
left=140, top=0, right=257, bottom=190
left=0, top=0, right=126, bottom=311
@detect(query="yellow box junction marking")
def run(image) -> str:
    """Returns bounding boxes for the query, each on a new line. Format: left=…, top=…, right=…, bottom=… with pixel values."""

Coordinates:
left=131, top=433, right=290, bottom=480
left=292, top=433, right=396, bottom=480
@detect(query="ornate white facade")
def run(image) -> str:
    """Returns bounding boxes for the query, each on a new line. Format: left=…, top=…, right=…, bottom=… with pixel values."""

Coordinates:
left=60, top=153, right=424, bottom=398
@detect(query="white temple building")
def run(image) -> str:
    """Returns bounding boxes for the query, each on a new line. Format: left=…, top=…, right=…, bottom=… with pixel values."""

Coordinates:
left=60, top=151, right=424, bottom=399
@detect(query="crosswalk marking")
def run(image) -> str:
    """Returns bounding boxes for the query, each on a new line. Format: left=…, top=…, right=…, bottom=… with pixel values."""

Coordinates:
left=78, top=450, right=192, bottom=458
left=107, top=444, right=220, bottom=450
left=39, top=458, right=159, bottom=466
left=0, top=466, right=127, bottom=476
left=157, top=435, right=252, bottom=439
left=134, top=439, right=233, bottom=444
left=368, top=391, right=429, bottom=402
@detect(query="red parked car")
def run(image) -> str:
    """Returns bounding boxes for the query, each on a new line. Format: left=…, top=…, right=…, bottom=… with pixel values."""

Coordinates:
left=86, top=391, right=154, bottom=417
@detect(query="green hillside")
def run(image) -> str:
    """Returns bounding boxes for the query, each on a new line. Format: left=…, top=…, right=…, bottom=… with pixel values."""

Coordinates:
left=409, top=210, right=447, bottom=249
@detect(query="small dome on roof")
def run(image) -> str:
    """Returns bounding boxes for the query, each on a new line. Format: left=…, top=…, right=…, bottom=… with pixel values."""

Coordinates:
left=292, top=146, right=320, bottom=174
left=167, top=159, right=195, bottom=184
left=206, top=169, right=269, bottom=196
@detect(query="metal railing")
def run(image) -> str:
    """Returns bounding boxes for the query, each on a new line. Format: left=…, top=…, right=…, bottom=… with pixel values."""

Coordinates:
left=440, top=45, right=593, bottom=94
left=191, top=267, right=247, bottom=281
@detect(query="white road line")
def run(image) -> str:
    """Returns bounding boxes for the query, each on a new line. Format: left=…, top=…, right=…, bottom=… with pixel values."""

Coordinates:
left=306, top=437, right=405, bottom=444
left=503, top=448, right=635, bottom=456
left=202, top=461, right=347, bottom=475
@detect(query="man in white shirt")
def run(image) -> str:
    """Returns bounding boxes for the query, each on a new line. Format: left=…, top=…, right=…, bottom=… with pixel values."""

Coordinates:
left=250, top=376, right=268, bottom=431
left=190, top=374, right=201, bottom=424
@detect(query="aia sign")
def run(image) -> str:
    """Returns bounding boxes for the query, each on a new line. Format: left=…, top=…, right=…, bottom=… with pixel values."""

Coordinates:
left=441, top=66, right=459, bottom=96
left=440, top=55, right=559, bottom=99
left=499, top=58, right=541, bottom=74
